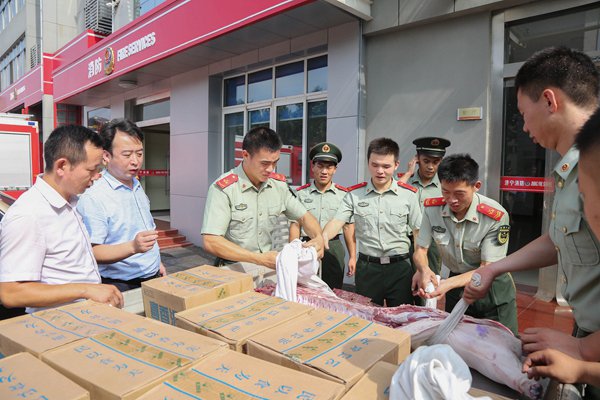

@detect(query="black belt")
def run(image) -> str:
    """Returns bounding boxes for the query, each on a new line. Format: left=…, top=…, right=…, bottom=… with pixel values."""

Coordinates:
left=102, top=271, right=161, bottom=285
left=302, top=235, right=340, bottom=242
left=358, top=252, right=409, bottom=264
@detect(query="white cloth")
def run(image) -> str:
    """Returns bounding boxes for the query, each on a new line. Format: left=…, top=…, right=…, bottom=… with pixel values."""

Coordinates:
left=424, top=275, right=441, bottom=309
left=426, top=298, right=470, bottom=345
left=390, top=344, right=491, bottom=400
left=274, top=239, right=334, bottom=301
left=0, top=177, right=101, bottom=313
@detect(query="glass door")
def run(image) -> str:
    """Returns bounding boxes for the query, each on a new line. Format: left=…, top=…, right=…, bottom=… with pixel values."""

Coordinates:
left=500, top=82, right=546, bottom=256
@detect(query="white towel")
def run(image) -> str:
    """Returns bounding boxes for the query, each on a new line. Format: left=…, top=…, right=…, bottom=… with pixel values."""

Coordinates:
left=390, top=344, right=492, bottom=400
left=424, top=275, right=441, bottom=309
left=274, top=239, right=334, bottom=302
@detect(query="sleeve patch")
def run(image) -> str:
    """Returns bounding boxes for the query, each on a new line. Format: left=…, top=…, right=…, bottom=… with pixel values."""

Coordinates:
left=334, top=184, right=349, bottom=192
left=398, top=182, right=418, bottom=193
left=296, top=183, right=311, bottom=191
left=348, top=182, right=367, bottom=191
left=477, top=203, right=505, bottom=221
left=269, top=173, right=287, bottom=182
left=216, top=174, right=238, bottom=189
left=424, top=197, right=446, bottom=207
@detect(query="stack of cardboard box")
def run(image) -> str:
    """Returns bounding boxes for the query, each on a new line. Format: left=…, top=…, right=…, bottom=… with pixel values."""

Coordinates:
left=0, top=265, right=516, bottom=399
left=175, top=291, right=314, bottom=352
left=141, top=265, right=253, bottom=325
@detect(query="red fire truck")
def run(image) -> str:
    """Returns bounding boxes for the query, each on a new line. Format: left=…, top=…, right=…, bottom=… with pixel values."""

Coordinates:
left=0, top=113, right=41, bottom=199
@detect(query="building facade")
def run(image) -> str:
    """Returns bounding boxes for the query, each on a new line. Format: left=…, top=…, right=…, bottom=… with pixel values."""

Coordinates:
left=2, top=0, right=599, bottom=296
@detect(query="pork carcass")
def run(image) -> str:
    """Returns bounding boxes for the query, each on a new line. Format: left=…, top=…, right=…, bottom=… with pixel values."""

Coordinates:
left=255, top=284, right=543, bottom=399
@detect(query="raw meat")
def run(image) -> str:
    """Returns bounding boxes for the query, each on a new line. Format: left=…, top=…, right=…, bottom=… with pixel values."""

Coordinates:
left=255, top=284, right=543, bottom=399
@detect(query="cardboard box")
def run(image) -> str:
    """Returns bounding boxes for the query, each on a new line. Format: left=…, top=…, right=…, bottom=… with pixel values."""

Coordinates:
left=0, top=300, right=143, bottom=358
left=341, top=361, right=396, bottom=399
left=175, top=292, right=313, bottom=352
left=247, top=308, right=411, bottom=391
left=342, top=361, right=514, bottom=400
left=142, top=265, right=254, bottom=325
left=137, top=348, right=345, bottom=400
left=41, top=317, right=226, bottom=399
left=221, top=261, right=277, bottom=288
left=0, top=352, right=90, bottom=399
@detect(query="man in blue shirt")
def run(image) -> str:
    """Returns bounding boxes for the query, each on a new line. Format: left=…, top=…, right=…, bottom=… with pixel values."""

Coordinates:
left=78, top=119, right=165, bottom=291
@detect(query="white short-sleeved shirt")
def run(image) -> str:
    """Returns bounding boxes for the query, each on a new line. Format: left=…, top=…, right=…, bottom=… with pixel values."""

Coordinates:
left=0, top=176, right=101, bottom=313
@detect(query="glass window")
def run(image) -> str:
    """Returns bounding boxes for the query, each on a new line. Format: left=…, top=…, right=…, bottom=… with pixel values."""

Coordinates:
left=247, top=69, right=272, bottom=103
left=248, top=108, right=270, bottom=131
left=0, top=37, right=25, bottom=91
left=224, top=112, right=244, bottom=171
left=133, top=98, right=169, bottom=121
left=276, top=103, right=303, bottom=185
left=57, top=104, right=81, bottom=127
left=305, top=101, right=327, bottom=182
left=506, top=5, right=600, bottom=63
left=224, top=76, right=245, bottom=106
left=222, top=56, right=327, bottom=184
left=307, top=56, right=327, bottom=93
left=276, top=61, right=304, bottom=98
left=87, top=107, right=110, bottom=132
left=139, top=0, right=166, bottom=16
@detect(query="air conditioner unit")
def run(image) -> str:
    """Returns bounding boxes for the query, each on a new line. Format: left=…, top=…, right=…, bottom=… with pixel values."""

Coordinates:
left=30, top=44, right=40, bottom=68
left=85, top=0, right=112, bottom=34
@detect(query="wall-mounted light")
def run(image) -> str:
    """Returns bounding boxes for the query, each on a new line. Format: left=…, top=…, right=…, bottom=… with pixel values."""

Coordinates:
left=118, top=80, right=138, bottom=89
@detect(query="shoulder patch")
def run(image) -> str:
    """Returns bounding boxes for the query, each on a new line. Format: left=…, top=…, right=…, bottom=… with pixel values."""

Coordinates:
left=398, top=182, right=418, bottom=193
left=348, top=182, right=367, bottom=191
left=269, top=173, right=287, bottom=182
left=296, top=183, right=311, bottom=191
left=424, top=197, right=446, bottom=207
left=334, top=184, right=349, bottom=192
left=216, top=174, right=238, bottom=189
left=477, top=203, right=505, bottom=221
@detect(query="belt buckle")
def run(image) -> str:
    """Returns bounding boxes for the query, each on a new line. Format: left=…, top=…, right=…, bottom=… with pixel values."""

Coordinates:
left=380, top=256, right=390, bottom=264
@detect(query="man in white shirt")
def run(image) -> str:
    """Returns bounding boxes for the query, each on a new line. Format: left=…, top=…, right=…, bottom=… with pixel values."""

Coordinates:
left=0, top=125, right=123, bottom=312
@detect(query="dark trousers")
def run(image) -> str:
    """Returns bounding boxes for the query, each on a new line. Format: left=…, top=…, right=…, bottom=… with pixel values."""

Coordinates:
left=321, top=239, right=345, bottom=290
left=445, top=271, right=518, bottom=335
left=102, top=271, right=162, bottom=292
left=355, top=257, right=420, bottom=307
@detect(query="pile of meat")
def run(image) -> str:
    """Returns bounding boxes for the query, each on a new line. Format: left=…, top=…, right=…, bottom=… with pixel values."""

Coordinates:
left=255, top=284, right=544, bottom=399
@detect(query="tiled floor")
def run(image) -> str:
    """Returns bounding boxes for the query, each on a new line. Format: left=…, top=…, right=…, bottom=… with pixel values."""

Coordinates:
left=515, top=284, right=574, bottom=335
left=435, top=284, right=575, bottom=335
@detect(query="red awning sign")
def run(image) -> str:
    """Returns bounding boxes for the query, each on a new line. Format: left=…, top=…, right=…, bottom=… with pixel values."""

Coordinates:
left=138, top=169, right=169, bottom=176
left=500, top=176, right=554, bottom=193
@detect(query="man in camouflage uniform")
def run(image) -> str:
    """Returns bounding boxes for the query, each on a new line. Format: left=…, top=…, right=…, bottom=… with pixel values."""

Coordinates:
left=202, top=127, right=324, bottom=269
left=464, top=47, right=600, bottom=399
left=413, top=154, right=517, bottom=334
left=323, top=138, right=421, bottom=306
left=399, top=136, right=451, bottom=275
left=290, top=142, right=355, bottom=289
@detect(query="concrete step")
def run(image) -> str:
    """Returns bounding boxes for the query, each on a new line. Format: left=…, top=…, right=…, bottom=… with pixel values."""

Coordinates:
left=159, top=241, right=194, bottom=250
left=158, top=235, right=188, bottom=246
left=157, top=229, right=179, bottom=238
left=154, top=219, right=193, bottom=250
